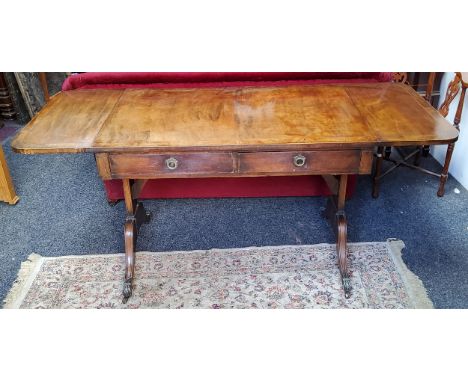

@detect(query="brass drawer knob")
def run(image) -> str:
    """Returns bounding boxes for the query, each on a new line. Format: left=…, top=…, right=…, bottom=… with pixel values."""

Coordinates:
left=165, top=157, right=178, bottom=170
left=293, top=154, right=306, bottom=167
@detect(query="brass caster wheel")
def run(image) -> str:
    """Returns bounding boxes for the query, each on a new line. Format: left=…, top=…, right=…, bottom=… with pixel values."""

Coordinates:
left=372, top=187, right=380, bottom=199
left=384, top=147, right=392, bottom=160
left=342, top=277, right=352, bottom=299
left=144, top=211, right=152, bottom=223
left=422, top=146, right=430, bottom=157
left=122, top=280, right=133, bottom=304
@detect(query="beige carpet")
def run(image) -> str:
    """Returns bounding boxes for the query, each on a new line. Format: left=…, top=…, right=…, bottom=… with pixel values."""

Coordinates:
left=3, top=240, right=433, bottom=309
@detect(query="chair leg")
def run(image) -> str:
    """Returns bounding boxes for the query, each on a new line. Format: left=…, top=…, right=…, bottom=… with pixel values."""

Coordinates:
left=372, top=146, right=384, bottom=198
left=384, top=147, right=392, bottom=159
left=413, top=147, right=422, bottom=166
left=422, top=145, right=430, bottom=157
left=437, top=143, right=455, bottom=197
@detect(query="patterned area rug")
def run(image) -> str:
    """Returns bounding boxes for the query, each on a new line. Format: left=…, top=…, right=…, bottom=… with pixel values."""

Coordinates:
left=3, top=240, right=432, bottom=309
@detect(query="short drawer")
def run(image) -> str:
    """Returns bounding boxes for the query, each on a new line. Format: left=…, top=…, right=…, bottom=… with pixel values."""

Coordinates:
left=108, top=152, right=235, bottom=178
left=238, top=150, right=367, bottom=175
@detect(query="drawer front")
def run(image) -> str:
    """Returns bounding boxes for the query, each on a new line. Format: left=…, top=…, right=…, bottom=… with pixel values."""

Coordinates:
left=239, top=150, right=365, bottom=175
left=108, top=152, right=235, bottom=178
left=102, top=149, right=372, bottom=179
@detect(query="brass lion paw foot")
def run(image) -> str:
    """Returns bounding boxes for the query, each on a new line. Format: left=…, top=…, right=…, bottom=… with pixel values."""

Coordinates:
left=122, top=279, right=133, bottom=304
left=342, top=277, right=352, bottom=299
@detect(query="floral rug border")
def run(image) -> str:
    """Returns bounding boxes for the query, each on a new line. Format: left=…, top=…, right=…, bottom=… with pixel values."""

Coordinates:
left=3, top=239, right=433, bottom=309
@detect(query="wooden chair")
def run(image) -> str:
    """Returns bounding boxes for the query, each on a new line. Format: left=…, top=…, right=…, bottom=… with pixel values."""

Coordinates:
left=372, top=72, right=466, bottom=198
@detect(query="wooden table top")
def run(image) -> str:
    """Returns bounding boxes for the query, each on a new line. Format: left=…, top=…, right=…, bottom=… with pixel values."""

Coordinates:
left=11, top=82, right=459, bottom=154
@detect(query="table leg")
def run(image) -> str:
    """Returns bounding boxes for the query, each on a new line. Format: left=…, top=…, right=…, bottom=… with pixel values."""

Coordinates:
left=323, top=174, right=351, bottom=298
left=437, top=142, right=455, bottom=197
left=384, top=146, right=392, bottom=160
left=122, top=179, right=151, bottom=303
left=0, top=145, right=19, bottom=205
left=372, top=146, right=384, bottom=198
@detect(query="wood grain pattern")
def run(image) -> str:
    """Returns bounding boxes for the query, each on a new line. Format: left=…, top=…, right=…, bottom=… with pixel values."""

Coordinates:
left=95, top=153, right=112, bottom=179
left=12, top=90, right=122, bottom=153
left=11, top=83, right=459, bottom=154
left=323, top=174, right=350, bottom=297
left=106, top=150, right=370, bottom=179
left=238, top=150, right=363, bottom=175
left=344, top=83, right=459, bottom=145
left=92, top=86, right=375, bottom=151
left=439, top=72, right=462, bottom=118
left=109, top=152, right=236, bottom=178
left=121, top=179, right=152, bottom=302
left=0, top=145, right=19, bottom=205
left=359, top=150, right=373, bottom=173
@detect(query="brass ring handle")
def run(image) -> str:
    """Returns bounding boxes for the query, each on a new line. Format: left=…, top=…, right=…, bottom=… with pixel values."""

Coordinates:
left=293, top=154, right=306, bottom=167
left=165, top=157, right=178, bottom=170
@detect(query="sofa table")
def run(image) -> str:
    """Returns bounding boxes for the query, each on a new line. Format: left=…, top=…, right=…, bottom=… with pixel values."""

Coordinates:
left=11, top=83, right=459, bottom=302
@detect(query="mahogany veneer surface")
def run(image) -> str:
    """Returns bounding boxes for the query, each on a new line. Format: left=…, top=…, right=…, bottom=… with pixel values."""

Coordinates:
left=11, top=83, right=459, bottom=154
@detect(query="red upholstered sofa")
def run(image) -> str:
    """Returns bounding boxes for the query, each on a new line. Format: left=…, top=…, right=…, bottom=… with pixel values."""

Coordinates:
left=62, top=73, right=392, bottom=202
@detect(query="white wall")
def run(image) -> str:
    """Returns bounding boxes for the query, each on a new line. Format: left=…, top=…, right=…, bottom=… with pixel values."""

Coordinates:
left=431, top=72, right=468, bottom=190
